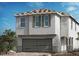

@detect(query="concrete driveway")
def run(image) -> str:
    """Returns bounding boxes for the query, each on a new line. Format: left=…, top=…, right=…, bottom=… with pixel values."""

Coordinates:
left=2, top=52, right=51, bottom=56
left=3, top=52, right=79, bottom=56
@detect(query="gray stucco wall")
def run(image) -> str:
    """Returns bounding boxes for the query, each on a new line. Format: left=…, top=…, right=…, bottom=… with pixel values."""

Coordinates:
left=29, top=14, right=55, bottom=35
left=54, top=14, right=61, bottom=52
left=16, top=12, right=79, bottom=52
left=16, top=37, right=22, bottom=51
left=16, top=16, right=29, bottom=51
left=60, top=16, right=69, bottom=37
left=52, top=35, right=61, bottom=52
left=16, top=35, right=61, bottom=52
left=16, top=13, right=61, bottom=52
left=16, top=14, right=61, bottom=36
left=16, top=16, right=29, bottom=35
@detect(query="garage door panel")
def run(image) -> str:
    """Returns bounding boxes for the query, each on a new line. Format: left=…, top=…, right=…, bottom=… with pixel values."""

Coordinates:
left=22, top=39, right=52, bottom=52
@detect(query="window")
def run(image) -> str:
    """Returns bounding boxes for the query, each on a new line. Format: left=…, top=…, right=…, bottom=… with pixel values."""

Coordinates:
left=20, top=17, right=25, bottom=27
left=33, top=14, right=51, bottom=28
left=33, top=15, right=41, bottom=27
left=35, top=15, right=41, bottom=27
left=44, top=14, right=50, bottom=27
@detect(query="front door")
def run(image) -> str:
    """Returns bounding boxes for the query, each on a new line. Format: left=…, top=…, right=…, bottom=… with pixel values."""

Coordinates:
left=61, top=38, right=67, bottom=52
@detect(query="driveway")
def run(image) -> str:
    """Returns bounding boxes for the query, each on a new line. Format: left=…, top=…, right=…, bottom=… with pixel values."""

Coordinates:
left=2, top=52, right=51, bottom=56
left=2, top=52, right=79, bottom=56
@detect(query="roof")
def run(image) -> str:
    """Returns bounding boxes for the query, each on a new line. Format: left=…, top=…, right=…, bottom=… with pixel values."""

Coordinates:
left=15, top=9, right=69, bottom=16
left=69, top=16, right=79, bottom=25
left=15, top=9, right=79, bottom=25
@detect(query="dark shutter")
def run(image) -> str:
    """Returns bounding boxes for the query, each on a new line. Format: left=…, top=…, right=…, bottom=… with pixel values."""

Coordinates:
left=39, top=15, right=41, bottom=27
left=32, top=16, right=35, bottom=28
left=42, top=15, right=44, bottom=27
left=49, top=14, right=51, bottom=27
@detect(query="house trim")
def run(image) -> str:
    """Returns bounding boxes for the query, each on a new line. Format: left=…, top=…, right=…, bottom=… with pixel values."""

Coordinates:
left=18, top=34, right=56, bottom=38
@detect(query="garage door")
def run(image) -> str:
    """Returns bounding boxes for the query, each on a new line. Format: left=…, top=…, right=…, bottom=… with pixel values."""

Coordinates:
left=22, top=39, right=52, bottom=52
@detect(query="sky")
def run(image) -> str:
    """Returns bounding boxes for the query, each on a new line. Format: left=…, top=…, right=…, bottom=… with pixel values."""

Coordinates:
left=0, top=2, right=79, bottom=35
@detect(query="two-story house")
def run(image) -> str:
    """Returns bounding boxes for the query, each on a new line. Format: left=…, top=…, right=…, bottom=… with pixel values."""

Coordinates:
left=15, top=9, right=79, bottom=52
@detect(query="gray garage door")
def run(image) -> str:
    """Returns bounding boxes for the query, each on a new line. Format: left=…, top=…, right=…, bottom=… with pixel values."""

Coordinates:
left=22, top=39, right=52, bottom=52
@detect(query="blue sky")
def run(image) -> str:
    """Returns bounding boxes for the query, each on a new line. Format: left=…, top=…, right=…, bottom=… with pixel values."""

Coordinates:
left=0, top=2, right=79, bottom=35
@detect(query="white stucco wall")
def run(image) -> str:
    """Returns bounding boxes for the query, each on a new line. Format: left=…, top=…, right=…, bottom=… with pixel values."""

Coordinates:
left=68, top=17, right=79, bottom=49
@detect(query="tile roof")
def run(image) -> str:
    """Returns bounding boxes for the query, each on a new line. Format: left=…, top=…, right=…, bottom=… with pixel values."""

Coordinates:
left=15, top=9, right=79, bottom=25
left=15, top=9, right=69, bottom=16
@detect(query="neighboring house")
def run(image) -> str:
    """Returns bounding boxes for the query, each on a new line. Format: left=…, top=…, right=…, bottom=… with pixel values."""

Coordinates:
left=15, top=9, right=79, bottom=52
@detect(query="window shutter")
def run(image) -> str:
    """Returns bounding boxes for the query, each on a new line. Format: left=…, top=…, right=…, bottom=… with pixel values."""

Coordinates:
left=32, top=16, right=35, bottom=28
left=39, top=15, right=41, bottom=27
left=49, top=14, right=51, bottom=27
left=42, top=15, right=44, bottom=27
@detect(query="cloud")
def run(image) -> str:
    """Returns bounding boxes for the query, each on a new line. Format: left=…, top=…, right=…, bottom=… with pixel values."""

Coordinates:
left=61, top=2, right=79, bottom=7
left=61, top=2, right=79, bottom=21
left=66, top=6, right=77, bottom=12
left=28, top=2, right=44, bottom=8
left=61, top=2, right=79, bottom=12
left=67, top=2, right=79, bottom=7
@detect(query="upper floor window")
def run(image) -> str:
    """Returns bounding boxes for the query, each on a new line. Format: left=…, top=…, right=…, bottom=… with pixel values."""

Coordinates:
left=44, top=15, right=50, bottom=27
left=20, top=17, right=25, bottom=27
left=33, top=14, right=51, bottom=28
left=33, top=15, right=41, bottom=27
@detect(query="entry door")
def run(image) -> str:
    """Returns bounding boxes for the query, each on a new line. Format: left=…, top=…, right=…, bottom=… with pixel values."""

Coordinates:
left=61, top=38, right=66, bottom=52
left=67, top=37, right=73, bottom=51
